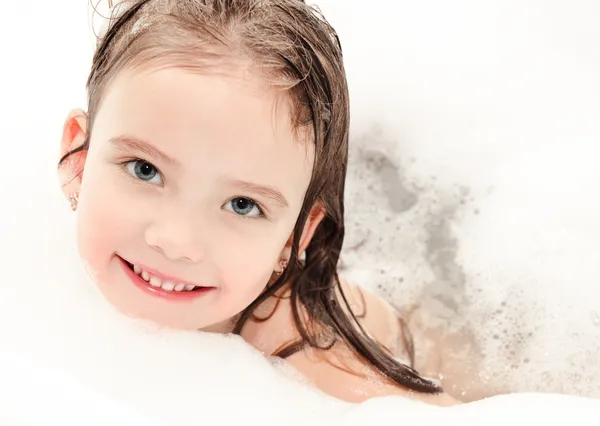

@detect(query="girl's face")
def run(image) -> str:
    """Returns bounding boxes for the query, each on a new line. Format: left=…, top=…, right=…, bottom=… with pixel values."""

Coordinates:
left=59, top=66, right=323, bottom=331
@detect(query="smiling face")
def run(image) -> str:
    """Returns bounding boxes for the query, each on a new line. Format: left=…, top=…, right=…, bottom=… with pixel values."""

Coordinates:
left=59, top=66, right=324, bottom=330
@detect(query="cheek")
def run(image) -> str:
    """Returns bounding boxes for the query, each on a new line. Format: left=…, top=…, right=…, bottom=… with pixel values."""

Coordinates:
left=214, top=225, right=289, bottom=311
left=76, top=167, right=133, bottom=273
left=76, top=202, right=117, bottom=278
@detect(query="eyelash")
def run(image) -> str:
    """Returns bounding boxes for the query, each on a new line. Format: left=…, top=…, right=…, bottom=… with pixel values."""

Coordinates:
left=118, top=158, right=268, bottom=219
left=229, top=198, right=268, bottom=219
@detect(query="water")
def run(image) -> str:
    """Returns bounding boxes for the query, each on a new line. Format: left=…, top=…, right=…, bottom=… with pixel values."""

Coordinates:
left=1, top=0, right=599, bottom=423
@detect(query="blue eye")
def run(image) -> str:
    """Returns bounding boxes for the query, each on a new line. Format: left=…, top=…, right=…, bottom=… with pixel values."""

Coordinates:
left=124, top=160, right=163, bottom=184
left=225, top=197, right=265, bottom=218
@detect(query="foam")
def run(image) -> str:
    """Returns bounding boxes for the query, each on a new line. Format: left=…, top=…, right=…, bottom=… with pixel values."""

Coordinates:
left=318, top=0, right=600, bottom=401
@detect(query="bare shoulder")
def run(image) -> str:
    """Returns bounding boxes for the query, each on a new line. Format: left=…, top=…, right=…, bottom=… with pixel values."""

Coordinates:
left=284, top=341, right=461, bottom=406
left=336, top=275, right=409, bottom=360
left=283, top=275, right=461, bottom=406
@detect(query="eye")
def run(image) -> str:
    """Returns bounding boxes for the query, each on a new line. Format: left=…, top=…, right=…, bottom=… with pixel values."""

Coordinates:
left=124, top=160, right=163, bottom=185
left=224, top=197, right=265, bottom=218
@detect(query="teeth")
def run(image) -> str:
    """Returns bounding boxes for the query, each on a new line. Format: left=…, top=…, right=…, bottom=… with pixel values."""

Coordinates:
left=162, top=282, right=175, bottom=291
left=132, top=264, right=198, bottom=292
left=149, top=276, right=162, bottom=288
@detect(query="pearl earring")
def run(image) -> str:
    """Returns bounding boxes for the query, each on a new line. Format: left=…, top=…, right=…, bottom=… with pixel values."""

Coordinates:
left=69, top=192, right=79, bottom=211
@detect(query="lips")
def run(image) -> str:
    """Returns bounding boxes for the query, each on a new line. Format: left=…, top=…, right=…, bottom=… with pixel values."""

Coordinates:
left=117, top=255, right=215, bottom=301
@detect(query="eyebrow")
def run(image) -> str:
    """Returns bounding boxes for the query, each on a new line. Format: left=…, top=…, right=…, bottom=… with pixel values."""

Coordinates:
left=109, top=135, right=178, bottom=165
left=226, top=179, right=289, bottom=209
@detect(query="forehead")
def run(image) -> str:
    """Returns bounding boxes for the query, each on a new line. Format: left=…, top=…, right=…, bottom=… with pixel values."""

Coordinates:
left=94, top=66, right=314, bottom=190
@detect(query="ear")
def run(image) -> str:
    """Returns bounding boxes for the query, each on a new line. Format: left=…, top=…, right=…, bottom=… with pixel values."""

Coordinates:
left=280, top=202, right=326, bottom=261
left=58, top=109, right=89, bottom=200
left=298, top=202, right=326, bottom=254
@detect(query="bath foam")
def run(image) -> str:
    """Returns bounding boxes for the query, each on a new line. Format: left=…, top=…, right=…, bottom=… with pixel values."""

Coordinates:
left=331, top=0, right=600, bottom=402
left=0, top=350, right=163, bottom=426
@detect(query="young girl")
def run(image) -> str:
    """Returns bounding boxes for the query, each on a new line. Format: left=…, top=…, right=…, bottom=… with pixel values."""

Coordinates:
left=58, top=0, right=459, bottom=406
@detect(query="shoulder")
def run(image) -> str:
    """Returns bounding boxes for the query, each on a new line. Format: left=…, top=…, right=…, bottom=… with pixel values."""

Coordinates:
left=284, top=342, right=461, bottom=406
left=289, top=276, right=460, bottom=405
left=336, top=276, right=410, bottom=360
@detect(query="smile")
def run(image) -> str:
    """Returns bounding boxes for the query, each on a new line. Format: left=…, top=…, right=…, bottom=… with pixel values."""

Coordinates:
left=117, top=255, right=215, bottom=300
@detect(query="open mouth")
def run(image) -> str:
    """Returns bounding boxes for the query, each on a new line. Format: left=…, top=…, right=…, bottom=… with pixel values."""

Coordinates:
left=120, top=257, right=209, bottom=294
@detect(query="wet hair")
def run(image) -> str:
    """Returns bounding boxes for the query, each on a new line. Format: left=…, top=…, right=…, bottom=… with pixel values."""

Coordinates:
left=60, top=0, right=442, bottom=394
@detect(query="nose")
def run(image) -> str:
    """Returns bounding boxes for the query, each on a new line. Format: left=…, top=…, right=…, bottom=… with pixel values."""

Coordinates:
left=144, top=209, right=206, bottom=263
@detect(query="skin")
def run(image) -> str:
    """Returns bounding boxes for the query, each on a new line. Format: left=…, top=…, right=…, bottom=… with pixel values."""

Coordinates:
left=58, top=65, right=461, bottom=406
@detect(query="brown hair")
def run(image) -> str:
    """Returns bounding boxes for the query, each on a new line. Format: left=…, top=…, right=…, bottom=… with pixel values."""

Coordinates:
left=61, top=0, right=442, bottom=394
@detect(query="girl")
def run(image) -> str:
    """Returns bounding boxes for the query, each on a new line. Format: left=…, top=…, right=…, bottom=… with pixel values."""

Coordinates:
left=58, top=0, right=459, bottom=406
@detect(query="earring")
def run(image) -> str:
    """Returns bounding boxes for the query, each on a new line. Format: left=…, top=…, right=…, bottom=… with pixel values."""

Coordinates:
left=69, top=192, right=79, bottom=211
left=276, top=258, right=288, bottom=275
